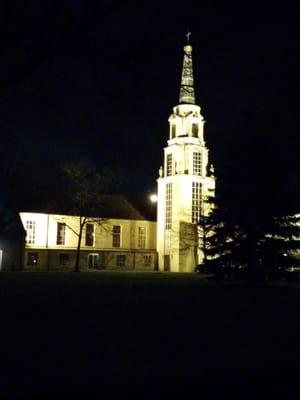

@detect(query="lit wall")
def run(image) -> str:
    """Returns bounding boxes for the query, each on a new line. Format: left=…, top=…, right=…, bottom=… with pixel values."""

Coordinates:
left=19, top=212, right=157, bottom=251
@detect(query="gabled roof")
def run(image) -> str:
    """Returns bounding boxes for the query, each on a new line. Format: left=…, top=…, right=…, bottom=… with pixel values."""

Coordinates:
left=89, top=195, right=146, bottom=220
left=20, top=195, right=155, bottom=221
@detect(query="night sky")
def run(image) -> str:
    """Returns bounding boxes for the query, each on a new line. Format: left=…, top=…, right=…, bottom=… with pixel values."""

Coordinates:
left=0, top=1, right=299, bottom=207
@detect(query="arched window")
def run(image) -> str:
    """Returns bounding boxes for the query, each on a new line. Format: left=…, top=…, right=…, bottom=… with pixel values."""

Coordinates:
left=171, top=124, right=176, bottom=138
left=192, top=123, right=198, bottom=137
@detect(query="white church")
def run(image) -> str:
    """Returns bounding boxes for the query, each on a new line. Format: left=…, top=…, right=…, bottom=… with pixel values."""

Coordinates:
left=1, top=37, right=215, bottom=272
left=156, top=37, right=215, bottom=272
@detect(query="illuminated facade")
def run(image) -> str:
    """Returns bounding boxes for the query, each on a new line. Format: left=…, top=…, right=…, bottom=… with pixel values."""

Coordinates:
left=156, top=38, right=215, bottom=272
left=19, top=212, right=157, bottom=270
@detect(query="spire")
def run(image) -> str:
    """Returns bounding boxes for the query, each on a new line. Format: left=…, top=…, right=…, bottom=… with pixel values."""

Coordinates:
left=179, top=31, right=195, bottom=105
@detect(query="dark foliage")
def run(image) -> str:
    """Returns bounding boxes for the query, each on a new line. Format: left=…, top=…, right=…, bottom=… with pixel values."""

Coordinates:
left=51, top=160, right=117, bottom=272
left=205, top=109, right=300, bottom=279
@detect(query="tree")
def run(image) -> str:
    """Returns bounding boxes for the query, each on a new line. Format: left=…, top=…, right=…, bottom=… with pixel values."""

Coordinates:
left=207, top=198, right=300, bottom=280
left=55, top=160, right=117, bottom=272
left=196, top=182, right=216, bottom=265
left=205, top=109, right=300, bottom=280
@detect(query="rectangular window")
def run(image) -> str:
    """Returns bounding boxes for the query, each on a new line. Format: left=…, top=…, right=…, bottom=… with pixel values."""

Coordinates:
left=112, top=225, right=121, bottom=248
left=26, top=221, right=36, bottom=244
left=165, top=183, right=172, bottom=230
left=85, top=223, right=94, bottom=246
left=171, top=124, right=176, bottom=138
left=144, top=255, right=152, bottom=267
left=192, top=123, right=198, bottom=137
left=192, top=182, right=202, bottom=224
left=27, top=252, right=38, bottom=266
left=56, top=222, right=66, bottom=245
left=193, top=152, right=202, bottom=176
left=59, top=253, right=69, bottom=266
left=116, top=254, right=126, bottom=267
left=138, top=227, right=146, bottom=249
left=166, top=154, right=172, bottom=176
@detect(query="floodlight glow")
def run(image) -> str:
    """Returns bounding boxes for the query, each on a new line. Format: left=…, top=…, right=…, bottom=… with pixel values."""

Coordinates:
left=150, top=194, right=158, bottom=203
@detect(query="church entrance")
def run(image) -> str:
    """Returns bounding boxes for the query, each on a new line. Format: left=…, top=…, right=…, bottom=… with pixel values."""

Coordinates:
left=88, top=253, right=100, bottom=269
left=164, top=255, right=170, bottom=271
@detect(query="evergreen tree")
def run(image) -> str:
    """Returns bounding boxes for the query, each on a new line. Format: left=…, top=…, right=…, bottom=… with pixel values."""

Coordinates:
left=206, top=195, right=300, bottom=278
left=206, top=107, right=300, bottom=279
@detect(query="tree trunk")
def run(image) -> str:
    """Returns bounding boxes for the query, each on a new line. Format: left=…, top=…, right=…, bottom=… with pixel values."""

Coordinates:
left=75, top=220, right=83, bottom=272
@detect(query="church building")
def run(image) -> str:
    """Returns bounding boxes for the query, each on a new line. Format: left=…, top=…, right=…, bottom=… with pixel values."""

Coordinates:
left=1, top=36, right=216, bottom=273
left=18, top=196, right=157, bottom=271
left=156, top=35, right=215, bottom=272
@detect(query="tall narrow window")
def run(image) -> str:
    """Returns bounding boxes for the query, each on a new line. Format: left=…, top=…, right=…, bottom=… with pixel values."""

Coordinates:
left=26, top=221, right=36, bottom=244
left=85, top=223, right=94, bottom=246
left=193, top=152, right=202, bottom=176
left=166, top=154, right=172, bottom=176
left=138, top=227, right=146, bottom=249
left=56, top=222, right=66, bottom=245
left=165, top=183, right=172, bottom=230
left=171, top=124, right=176, bottom=138
left=192, top=123, right=198, bottom=137
left=192, top=182, right=202, bottom=224
left=112, top=225, right=121, bottom=248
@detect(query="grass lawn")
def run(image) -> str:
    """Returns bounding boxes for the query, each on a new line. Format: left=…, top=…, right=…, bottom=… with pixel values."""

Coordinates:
left=0, top=271, right=299, bottom=399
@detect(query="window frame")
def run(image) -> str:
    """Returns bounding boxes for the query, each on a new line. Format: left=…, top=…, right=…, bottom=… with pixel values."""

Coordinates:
left=112, top=225, right=121, bottom=248
left=192, top=182, right=202, bottom=224
left=26, top=220, right=36, bottom=244
left=166, top=154, right=172, bottom=176
left=138, top=226, right=146, bottom=249
left=193, top=152, right=202, bottom=176
left=165, top=183, right=172, bottom=230
left=192, top=123, right=198, bottom=137
left=85, top=223, right=94, bottom=246
left=56, top=222, right=66, bottom=245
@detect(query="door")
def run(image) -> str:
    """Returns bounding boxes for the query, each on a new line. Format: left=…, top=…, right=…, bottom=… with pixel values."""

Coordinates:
left=164, top=255, right=170, bottom=271
left=88, top=253, right=100, bottom=269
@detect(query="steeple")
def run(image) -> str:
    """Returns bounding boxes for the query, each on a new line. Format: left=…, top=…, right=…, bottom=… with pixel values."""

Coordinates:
left=179, top=31, right=195, bottom=105
left=157, top=35, right=215, bottom=273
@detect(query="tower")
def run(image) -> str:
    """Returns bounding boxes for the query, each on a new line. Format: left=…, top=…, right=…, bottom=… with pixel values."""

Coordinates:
left=156, top=34, right=215, bottom=272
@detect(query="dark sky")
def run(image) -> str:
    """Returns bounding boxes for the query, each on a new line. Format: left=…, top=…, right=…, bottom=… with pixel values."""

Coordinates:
left=0, top=1, right=299, bottom=206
